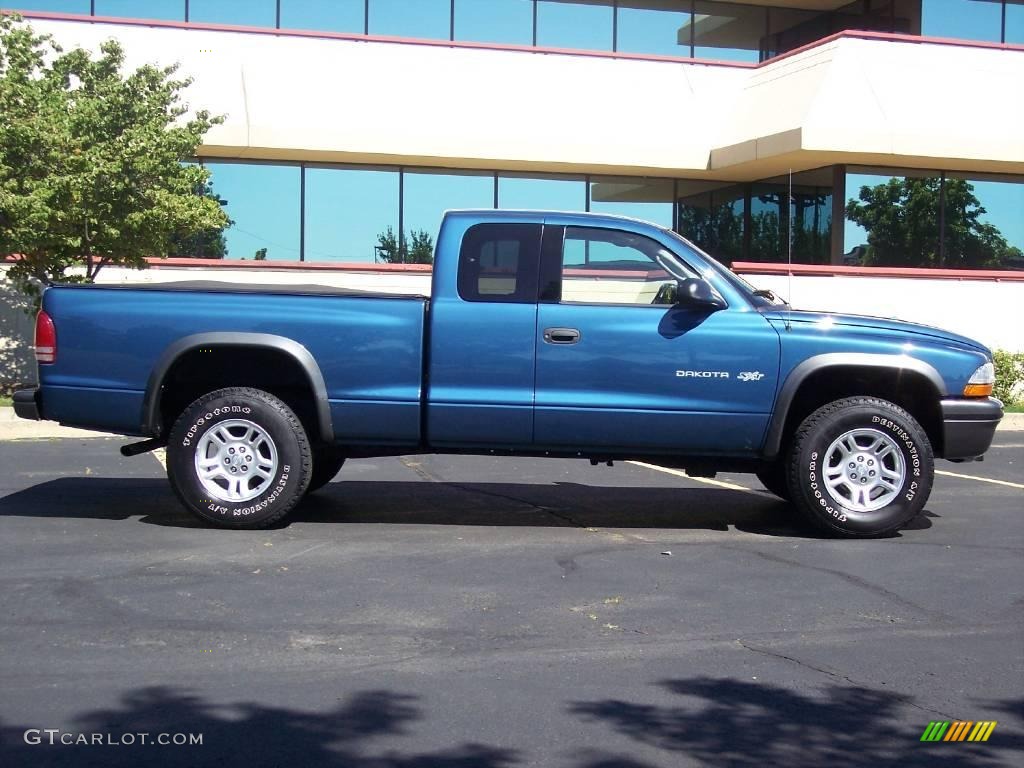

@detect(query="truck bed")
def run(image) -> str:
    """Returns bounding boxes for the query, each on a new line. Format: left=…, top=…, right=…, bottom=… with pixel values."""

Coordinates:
left=38, top=282, right=427, bottom=444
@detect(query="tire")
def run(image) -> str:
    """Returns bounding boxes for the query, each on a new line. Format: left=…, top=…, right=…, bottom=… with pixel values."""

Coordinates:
left=787, top=396, right=934, bottom=538
left=306, top=446, right=346, bottom=494
left=166, top=387, right=312, bottom=529
left=756, top=461, right=790, bottom=500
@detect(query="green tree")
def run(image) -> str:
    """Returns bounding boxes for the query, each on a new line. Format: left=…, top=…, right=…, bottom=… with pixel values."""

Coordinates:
left=169, top=179, right=230, bottom=259
left=407, top=229, right=434, bottom=265
left=0, top=15, right=229, bottom=301
left=375, top=226, right=434, bottom=264
left=846, top=177, right=1021, bottom=268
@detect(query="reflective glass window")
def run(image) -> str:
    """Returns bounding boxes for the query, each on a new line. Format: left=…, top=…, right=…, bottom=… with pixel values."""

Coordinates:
left=561, top=226, right=677, bottom=305
left=498, top=174, right=587, bottom=211
left=368, top=0, right=450, bottom=39
left=677, top=183, right=745, bottom=262
left=589, top=177, right=674, bottom=227
left=304, top=166, right=399, bottom=263
left=2, top=0, right=89, bottom=12
left=453, top=0, right=533, bottom=45
left=844, top=169, right=943, bottom=267
left=943, top=173, right=1024, bottom=269
left=280, top=0, right=364, bottom=33
left=170, top=161, right=231, bottom=259
left=691, top=1, right=764, bottom=62
left=1007, top=2, right=1024, bottom=44
left=921, top=0, right=1002, bottom=42
left=616, top=0, right=693, bottom=56
left=95, top=0, right=183, bottom=19
left=458, top=223, right=542, bottom=302
left=402, top=170, right=494, bottom=264
left=189, top=0, right=276, bottom=26
left=204, top=162, right=301, bottom=261
left=752, top=169, right=833, bottom=264
left=536, top=0, right=614, bottom=51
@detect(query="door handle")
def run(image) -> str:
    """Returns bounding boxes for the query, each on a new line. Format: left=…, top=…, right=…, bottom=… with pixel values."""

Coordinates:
left=543, top=327, right=581, bottom=344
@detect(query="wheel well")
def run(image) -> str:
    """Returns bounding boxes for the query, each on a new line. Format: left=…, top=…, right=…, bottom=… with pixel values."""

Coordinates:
left=778, top=366, right=943, bottom=456
left=156, top=346, right=323, bottom=442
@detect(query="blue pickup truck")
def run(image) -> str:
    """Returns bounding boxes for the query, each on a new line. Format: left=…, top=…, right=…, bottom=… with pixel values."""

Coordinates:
left=14, top=210, right=1003, bottom=536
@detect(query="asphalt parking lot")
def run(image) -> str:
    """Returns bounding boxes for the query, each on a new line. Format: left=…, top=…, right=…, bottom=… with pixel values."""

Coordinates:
left=0, top=433, right=1021, bottom=767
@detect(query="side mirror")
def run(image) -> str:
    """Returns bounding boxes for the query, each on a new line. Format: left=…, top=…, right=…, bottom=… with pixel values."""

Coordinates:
left=676, top=278, right=726, bottom=310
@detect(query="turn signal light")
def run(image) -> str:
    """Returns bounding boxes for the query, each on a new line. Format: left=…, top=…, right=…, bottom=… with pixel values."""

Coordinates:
left=962, top=362, right=994, bottom=397
left=34, top=310, right=56, bottom=364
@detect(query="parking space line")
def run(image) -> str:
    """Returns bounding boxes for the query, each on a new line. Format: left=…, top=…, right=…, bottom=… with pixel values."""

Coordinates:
left=152, top=448, right=167, bottom=472
left=627, top=461, right=759, bottom=493
left=936, top=469, right=1024, bottom=490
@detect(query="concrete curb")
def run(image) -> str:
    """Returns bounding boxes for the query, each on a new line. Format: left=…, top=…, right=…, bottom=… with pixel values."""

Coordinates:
left=2, top=406, right=1023, bottom=441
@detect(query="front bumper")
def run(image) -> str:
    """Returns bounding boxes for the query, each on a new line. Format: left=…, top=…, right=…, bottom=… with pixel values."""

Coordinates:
left=12, top=386, right=41, bottom=421
left=940, top=397, right=1002, bottom=460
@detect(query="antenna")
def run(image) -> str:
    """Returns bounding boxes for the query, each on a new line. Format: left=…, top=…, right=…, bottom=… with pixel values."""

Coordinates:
left=786, top=168, right=793, bottom=331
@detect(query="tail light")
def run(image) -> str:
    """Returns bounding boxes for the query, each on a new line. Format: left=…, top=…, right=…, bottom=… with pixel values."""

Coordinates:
left=35, top=310, right=56, bottom=364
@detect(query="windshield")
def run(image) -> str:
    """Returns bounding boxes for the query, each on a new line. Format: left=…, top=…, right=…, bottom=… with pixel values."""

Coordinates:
left=662, top=229, right=787, bottom=309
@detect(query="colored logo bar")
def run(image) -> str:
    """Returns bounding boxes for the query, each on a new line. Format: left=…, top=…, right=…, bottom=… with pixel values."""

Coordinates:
left=920, top=721, right=997, bottom=742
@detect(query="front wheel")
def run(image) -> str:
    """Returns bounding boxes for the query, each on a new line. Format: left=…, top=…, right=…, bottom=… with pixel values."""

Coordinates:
left=787, top=397, right=934, bottom=538
left=166, top=387, right=312, bottom=529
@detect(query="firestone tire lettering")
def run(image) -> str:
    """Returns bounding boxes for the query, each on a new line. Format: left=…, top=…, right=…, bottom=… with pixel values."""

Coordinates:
left=165, top=388, right=311, bottom=529
left=787, top=397, right=934, bottom=538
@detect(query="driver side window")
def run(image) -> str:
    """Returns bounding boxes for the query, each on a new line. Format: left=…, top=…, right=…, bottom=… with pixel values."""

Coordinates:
left=560, top=226, right=680, bottom=306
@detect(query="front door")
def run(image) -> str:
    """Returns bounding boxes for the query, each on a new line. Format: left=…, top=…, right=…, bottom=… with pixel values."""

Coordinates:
left=533, top=223, right=780, bottom=456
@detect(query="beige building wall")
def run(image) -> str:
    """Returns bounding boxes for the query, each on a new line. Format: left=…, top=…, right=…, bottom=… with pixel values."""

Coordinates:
left=26, top=17, right=1024, bottom=180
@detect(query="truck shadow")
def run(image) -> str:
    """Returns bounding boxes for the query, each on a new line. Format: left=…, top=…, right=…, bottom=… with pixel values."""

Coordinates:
left=0, top=477, right=934, bottom=538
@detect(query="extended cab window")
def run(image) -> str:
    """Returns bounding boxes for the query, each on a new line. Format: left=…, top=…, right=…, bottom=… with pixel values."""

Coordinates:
left=559, top=226, right=682, bottom=306
left=458, top=223, right=541, bottom=303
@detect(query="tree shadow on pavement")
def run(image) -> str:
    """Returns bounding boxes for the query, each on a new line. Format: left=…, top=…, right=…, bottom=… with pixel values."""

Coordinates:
left=0, top=686, right=517, bottom=768
left=569, top=677, right=1022, bottom=768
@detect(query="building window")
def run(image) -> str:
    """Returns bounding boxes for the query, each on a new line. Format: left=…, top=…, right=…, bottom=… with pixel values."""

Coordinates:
left=202, top=162, right=301, bottom=261
left=921, top=0, right=1002, bottom=42
left=589, top=177, right=674, bottom=228
left=942, top=173, right=1024, bottom=269
left=94, top=0, right=183, bottom=20
left=676, top=181, right=745, bottom=263
left=453, top=0, right=534, bottom=46
left=368, top=0, right=450, bottom=39
left=279, top=0, right=364, bottom=33
left=1007, top=2, right=1024, bottom=44
left=188, top=0, right=276, bottom=26
left=691, top=1, right=765, bottom=62
left=615, top=0, right=693, bottom=57
left=304, top=166, right=399, bottom=263
left=2, top=0, right=90, bottom=12
left=402, top=170, right=494, bottom=264
left=752, top=169, right=833, bottom=265
left=498, top=174, right=587, bottom=211
left=844, top=167, right=1023, bottom=269
left=536, top=0, right=614, bottom=51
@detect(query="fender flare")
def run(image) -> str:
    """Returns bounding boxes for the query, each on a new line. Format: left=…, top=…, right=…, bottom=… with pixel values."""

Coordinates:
left=141, top=332, right=334, bottom=442
left=761, top=353, right=946, bottom=459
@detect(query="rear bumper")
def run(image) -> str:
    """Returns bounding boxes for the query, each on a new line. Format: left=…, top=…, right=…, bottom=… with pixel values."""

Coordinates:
left=940, top=397, right=1002, bottom=460
left=13, top=386, right=42, bottom=421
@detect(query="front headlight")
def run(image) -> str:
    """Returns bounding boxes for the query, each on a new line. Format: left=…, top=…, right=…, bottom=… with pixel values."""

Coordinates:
left=963, top=362, right=995, bottom=397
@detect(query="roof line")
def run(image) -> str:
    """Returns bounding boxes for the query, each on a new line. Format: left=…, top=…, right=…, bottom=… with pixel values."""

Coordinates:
left=5, top=9, right=1022, bottom=71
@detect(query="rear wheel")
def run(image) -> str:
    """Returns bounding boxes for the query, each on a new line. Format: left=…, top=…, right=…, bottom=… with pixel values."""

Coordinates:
left=166, top=387, right=312, bottom=529
left=787, top=397, right=934, bottom=538
left=307, top=446, right=346, bottom=494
